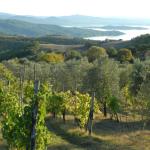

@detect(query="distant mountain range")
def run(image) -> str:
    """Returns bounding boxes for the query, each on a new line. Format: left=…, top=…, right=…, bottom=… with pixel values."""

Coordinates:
left=0, top=13, right=150, bottom=26
left=0, top=19, right=124, bottom=37
left=0, top=12, right=150, bottom=37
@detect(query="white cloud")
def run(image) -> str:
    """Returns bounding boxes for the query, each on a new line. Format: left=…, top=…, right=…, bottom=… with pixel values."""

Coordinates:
left=0, top=0, right=150, bottom=18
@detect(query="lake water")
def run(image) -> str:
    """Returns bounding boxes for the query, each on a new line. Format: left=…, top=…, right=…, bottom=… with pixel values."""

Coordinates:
left=85, top=26, right=150, bottom=41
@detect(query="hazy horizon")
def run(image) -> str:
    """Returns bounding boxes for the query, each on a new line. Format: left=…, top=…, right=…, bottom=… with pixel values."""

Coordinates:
left=1, top=12, right=150, bottom=20
left=0, top=0, right=150, bottom=19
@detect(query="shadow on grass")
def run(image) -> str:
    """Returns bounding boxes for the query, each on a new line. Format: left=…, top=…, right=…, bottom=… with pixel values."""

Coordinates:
left=94, top=119, right=150, bottom=134
left=48, top=144, right=81, bottom=150
left=48, top=144, right=83, bottom=150
left=46, top=117, right=134, bottom=150
left=0, top=145, right=7, bottom=150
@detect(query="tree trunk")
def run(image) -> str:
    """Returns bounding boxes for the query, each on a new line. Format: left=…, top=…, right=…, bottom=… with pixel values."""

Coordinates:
left=62, top=110, right=66, bottom=123
left=26, top=145, right=29, bottom=150
left=31, top=80, right=39, bottom=150
left=87, top=92, right=95, bottom=136
left=115, top=113, right=119, bottom=123
left=103, top=101, right=107, bottom=117
left=53, top=112, right=56, bottom=118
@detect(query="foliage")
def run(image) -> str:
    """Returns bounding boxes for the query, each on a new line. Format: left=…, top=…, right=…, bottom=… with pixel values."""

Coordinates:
left=108, top=96, right=120, bottom=115
left=84, top=57, right=120, bottom=117
left=107, top=47, right=118, bottom=57
left=130, top=59, right=149, bottom=95
left=47, top=92, right=64, bottom=116
left=0, top=36, right=40, bottom=61
left=40, top=52, right=64, bottom=63
left=69, top=92, right=99, bottom=128
left=0, top=82, right=24, bottom=149
left=136, top=60, right=150, bottom=120
left=0, top=63, right=15, bottom=81
left=65, top=50, right=82, bottom=60
left=49, top=58, right=92, bottom=92
left=0, top=79, right=51, bottom=149
left=47, top=90, right=99, bottom=128
left=119, top=64, right=132, bottom=89
left=35, top=83, right=51, bottom=150
left=85, top=58, right=119, bottom=101
left=118, top=48, right=133, bottom=62
left=87, top=46, right=108, bottom=62
left=58, top=91, right=72, bottom=113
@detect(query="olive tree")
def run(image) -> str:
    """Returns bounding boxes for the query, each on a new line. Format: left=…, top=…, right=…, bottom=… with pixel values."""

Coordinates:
left=84, top=58, right=120, bottom=117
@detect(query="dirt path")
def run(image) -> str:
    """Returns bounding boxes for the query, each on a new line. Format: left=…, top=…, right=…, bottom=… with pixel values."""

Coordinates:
left=46, top=118, right=134, bottom=150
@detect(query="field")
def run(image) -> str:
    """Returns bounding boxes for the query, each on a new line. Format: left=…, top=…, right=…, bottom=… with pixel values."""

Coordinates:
left=40, top=44, right=84, bottom=52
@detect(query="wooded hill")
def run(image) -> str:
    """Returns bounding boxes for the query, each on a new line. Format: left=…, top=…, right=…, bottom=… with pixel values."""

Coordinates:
left=0, top=19, right=123, bottom=37
left=0, top=34, right=150, bottom=61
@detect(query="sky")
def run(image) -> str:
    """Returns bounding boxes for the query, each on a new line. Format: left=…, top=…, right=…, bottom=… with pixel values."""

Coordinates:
left=0, top=0, right=150, bottom=18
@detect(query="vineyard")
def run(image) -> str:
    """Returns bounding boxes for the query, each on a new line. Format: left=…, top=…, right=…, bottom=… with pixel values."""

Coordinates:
left=0, top=53, right=150, bottom=150
left=0, top=0, right=150, bottom=148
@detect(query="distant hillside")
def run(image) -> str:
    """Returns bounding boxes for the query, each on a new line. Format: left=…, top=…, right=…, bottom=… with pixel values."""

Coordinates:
left=102, top=34, right=150, bottom=48
left=0, top=19, right=124, bottom=37
left=101, top=34, right=150, bottom=59
left=0, top=34, right=150, bottom=61
left=0, top=12, right=14, bottom=19
left=0, top=13, right=150, bottom=26
left=100, top=26, right=148, bottom=30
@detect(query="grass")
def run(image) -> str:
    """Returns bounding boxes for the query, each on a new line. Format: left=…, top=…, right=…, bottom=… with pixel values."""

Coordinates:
left=0, top=132, right=7, bottom=150
left=46, top=114, right=150, bottom=150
